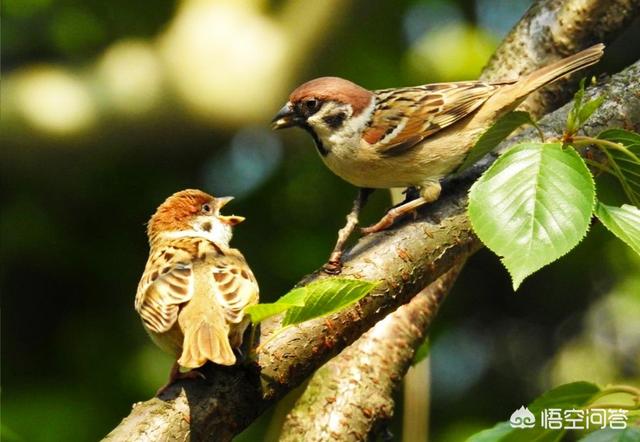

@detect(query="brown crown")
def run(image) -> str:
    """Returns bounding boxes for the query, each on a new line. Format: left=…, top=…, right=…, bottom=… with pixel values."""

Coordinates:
left=147, top=189, right=215, bottom=239
left=289, top=77, right=373, bottom=116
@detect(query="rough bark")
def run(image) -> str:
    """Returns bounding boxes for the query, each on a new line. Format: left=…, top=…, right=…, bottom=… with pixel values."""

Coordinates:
left=279, top=265, right=464, bottom=442
left=104, top=1, right=640, bottom=440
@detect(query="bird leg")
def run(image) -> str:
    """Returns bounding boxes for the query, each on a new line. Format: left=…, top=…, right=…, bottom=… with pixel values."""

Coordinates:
left=156, top=362, right=205, bottom=396
left=360, top=197, right=428, bottom=234
left=324, top=188, right=374, bottom=274
left=397, top=186, right=421, bottom=206
left=361, top=181, right=441, bottom=234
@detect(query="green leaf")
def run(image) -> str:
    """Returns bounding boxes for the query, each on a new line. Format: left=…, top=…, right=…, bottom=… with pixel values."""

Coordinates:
left=244, top=287, right=307, bottom=324
left=595, top=202, right=640, bottom=256
left=282, top=278, right=378, bottom=326
left=459, top=111, right=538, bottom=172
left=566, top=78, right=586, bottom=134
left=580, top=428, right=640, bottom=442
left=465, top=382, right=601, bottom=442
left=599, top=129, right=640, bottom=148
left=528, top=382, right=601, bottom=413
left=466, top=422, right=513, bottom=442
left=598, top=129, right=640, bottom=205
left=412, top=338, right=430, bottom=365
left=469, top=142, right=595, bottom=290
left=577, top=95, right=604, bottom=128
left=566, top=78, right=602, bottom=135
left=276, top=287, right=308, bottom=306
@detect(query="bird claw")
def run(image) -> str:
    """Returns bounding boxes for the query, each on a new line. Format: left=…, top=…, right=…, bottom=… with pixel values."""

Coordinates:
left=361, top=216, right=394, bottom=234
left=323, top=260, right=343, bottom=274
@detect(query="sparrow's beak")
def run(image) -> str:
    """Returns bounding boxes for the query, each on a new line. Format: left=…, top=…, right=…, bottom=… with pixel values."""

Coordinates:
left=217, top=196, right=234, bottom=208
left=271, top=103, right=300, bottom=130
left=219, top=214, right=245, bottom=226
left=216, top=196, right=245, bottom=225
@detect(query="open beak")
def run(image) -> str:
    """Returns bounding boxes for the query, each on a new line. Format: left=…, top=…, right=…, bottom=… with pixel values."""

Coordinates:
left=271, top=102, right=300, bottom=130
left=216, top=196, right=245, bottom=225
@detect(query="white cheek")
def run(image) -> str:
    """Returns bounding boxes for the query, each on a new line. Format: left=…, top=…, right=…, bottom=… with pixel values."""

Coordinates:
left=209, top=221, right=232, bottom=246
left=161, top=218, right=233, bottom=246
left=320, top=99, right=375, bottom=151
left=346, top=99, right=375, bottom=134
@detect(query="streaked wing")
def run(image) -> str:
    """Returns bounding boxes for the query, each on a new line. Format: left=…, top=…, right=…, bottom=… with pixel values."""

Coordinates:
left=209, top=249, right=259, bottom=324
left=135, top=243, right=196, bottom=333
left=365, top=81, right=510, bottom=155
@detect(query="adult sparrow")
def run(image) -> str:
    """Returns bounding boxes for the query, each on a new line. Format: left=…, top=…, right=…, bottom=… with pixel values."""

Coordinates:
left=135, top=189, right=259, bottom=390
left=272, top=44, right=604, bottom=273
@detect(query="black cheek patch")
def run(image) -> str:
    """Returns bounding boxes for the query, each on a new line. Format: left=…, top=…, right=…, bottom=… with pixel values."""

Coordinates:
left=301, top=124, right=329, bottom=157
left=323, top=113, right=346, bottom=129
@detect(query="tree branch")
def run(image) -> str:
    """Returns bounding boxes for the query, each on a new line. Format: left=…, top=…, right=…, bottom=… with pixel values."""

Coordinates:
left=279, top=264, right=464, bottom=441
left=104, top=1, right=640, bottom=440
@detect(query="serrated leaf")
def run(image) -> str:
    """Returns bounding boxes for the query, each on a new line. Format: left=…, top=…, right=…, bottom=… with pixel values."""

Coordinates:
left=598, top=129, right=640, bottom=205
left=459, top=111, right=537, bottom=172
left=465, top=382, right=601, bottom=442
left=566, top=77, right=603, bottom=135
left=566, top=79, right=586, bottom=134
left=577, top=95, right=604, bottom=128
left=412, top=338, right=430, bottom=365
left=579, top=428, right=640, bottom=442
left=595, top=202, right=640, bottom=256
left=469, top=142, right=595, bottom=290
left=244, top=287, right=307, bottom=324
left=282, top=278, right=378, bottom=326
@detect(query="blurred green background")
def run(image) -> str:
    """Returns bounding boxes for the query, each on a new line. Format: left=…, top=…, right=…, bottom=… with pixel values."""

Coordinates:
left=2, top=0, right=639, bottom=440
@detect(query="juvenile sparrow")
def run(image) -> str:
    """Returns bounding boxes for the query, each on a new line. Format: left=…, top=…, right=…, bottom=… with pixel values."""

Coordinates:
left=272, top=44, right=604, bottom=272
left=135, top=189, right=259, bottom=389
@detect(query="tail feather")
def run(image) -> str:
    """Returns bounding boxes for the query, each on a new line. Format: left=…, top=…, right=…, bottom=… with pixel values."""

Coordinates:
left=178, top=320, right=236, bottom=368
left=518, top=43, right=605, bottom=94
left=478, top=44, right=605, bottom=119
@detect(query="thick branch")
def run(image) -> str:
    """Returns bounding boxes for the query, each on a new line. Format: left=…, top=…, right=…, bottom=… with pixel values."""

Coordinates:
left=279, top=264, right=463, bottom=441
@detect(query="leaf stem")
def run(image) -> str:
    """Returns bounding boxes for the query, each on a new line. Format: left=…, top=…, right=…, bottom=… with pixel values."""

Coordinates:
left=573, top=136, right=640, bottom=163
left=589, top=384, right=640, bottom=408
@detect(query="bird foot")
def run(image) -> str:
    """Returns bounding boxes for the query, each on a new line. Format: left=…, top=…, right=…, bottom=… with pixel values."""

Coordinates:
left=361, top=215, right=395, bottom=234
left=362, top=196, right=429, bottom=234
left=323, top=259, right=343, bottom=274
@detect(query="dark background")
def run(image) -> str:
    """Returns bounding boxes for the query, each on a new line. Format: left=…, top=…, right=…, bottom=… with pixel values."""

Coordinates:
left=2, top=0, right=639, bottom=440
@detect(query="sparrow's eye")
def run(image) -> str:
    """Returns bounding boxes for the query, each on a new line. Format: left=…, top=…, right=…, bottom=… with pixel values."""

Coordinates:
left=303, top=99, right=321, bottom=115
left=201, top=203, right=213, bottom=214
